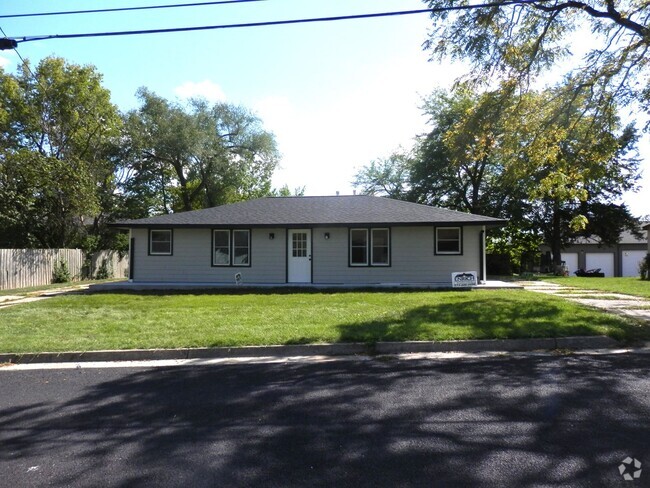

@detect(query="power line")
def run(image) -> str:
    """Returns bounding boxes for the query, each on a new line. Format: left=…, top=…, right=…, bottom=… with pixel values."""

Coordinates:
left=0, top=25, right=49, bottom=95
left=5, top=1, right=550, bottom=46
left=0, top=0, right=264, bottom=20
left=0, top=26, right=27, bottom=66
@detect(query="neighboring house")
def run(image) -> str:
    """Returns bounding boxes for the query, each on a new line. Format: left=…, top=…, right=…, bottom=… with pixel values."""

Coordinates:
left=113, top=195, right=505, bottom=286
left=540, top=225, right=649, bottom=277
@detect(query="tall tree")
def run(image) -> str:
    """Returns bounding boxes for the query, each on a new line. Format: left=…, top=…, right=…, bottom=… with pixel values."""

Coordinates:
left=412, top=86, right=527, bottom=219
left=508, top=87, right=640, bottom=264
left=0, top=57, right=122, bottom=248
left=354, top=83, right=640, bottom=267
left=422, top=0, right=650, bottom=126
left=123, top=89, right=279, bottom=214
left=352, top=151, right=413, bottom=199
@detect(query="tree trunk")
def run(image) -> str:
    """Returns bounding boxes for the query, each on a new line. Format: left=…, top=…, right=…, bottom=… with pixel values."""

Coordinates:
left=550, top=200, right=563, bottom=272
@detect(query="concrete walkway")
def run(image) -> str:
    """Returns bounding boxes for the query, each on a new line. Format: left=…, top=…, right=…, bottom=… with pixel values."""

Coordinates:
left=520, top=281, right=650, bottom=322
left=0, top=284, right=91, bottom=309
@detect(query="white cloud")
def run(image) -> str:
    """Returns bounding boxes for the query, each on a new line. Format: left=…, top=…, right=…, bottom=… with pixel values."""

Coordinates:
left=174, top=80, right=226, bottom=102
left=0, top=55, right=10, bottom=69
left=262, top=54, right=463, bottom=196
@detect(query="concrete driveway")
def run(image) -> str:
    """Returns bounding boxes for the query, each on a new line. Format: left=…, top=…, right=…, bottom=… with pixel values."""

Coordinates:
left=521, top=281, right=650, bottom=323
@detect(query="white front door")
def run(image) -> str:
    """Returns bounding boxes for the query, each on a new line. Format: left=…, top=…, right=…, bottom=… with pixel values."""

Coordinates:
left=288, top=229, right=311, bottom=283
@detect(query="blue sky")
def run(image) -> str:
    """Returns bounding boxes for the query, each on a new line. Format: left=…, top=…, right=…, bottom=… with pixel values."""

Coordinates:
left=1, top=0, right=647, bottom=216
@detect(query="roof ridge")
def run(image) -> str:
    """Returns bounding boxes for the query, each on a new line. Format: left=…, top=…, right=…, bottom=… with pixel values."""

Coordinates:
left=112, top=193, right=507, bottom=227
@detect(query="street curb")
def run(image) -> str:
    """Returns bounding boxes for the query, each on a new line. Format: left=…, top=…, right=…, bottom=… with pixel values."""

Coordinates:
left=0, top=336, right=620, bottom=364
left=375, top=336, right=619, bottom=353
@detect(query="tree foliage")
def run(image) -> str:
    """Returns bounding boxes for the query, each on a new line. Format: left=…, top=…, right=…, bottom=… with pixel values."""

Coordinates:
left=422, top=0, right=650, bottom=125
left=412, top=87, right=527, bottom=219
left=0, top=56, right=287, bottom=251
left=504, top=85, right=640, bottom=263
left=354, top=83, right=641, bottom=267
left=122, top=89, right=280, bottom=214
left=0, top=56, right=122, bottom=248
left=352, top=151, right=413, bottom=199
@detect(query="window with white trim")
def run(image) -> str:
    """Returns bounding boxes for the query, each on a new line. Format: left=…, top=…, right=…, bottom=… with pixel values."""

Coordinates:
left=233, top=230, right=250, bottom=265
left=350, top=229, right=368, bottom=266
left=149, top=229, right=172, bottom=255
left=435, top=227, right=461, bottom=254
left=371, top=228, right=390, bottom=265
left=350, top=228, right=390, bottom=266
left=213, top=229, right=251, bottom=267
left=213, top=230, right=231, bottom=265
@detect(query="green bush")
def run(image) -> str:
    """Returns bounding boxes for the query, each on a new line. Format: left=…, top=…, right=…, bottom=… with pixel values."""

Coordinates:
left=640, top=253, right=650, bottom=280
left=52, top=258, right=71, bottom=283
left=95, top=258, right=113, bottom=280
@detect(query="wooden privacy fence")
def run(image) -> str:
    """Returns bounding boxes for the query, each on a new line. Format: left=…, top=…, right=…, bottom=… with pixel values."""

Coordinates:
left=0, top=249, right=129, bottom=291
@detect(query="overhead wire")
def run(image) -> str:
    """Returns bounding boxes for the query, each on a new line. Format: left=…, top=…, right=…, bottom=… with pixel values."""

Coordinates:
left=0, top=0, right=265, bottom=20
left=5, top=0, right=552, bottom=46
left=0, top=25, right=49, bottom=95
left=0, top=25, right=28, bottom=67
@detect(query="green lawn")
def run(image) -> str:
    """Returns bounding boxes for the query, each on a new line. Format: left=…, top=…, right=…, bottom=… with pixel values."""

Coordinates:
left=0, top=289, right=646, bottom=353
left=541, top=277, right=650, bottom=299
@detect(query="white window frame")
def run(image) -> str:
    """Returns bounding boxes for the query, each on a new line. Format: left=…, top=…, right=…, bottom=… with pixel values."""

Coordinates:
left=349, top=228, right=369, bottom=266
left=149, top=229, right=172, bottom=256
left=371, top=228, right=390, bottom=266
left=435, top=227, right=462, bottom=255
left=232, top=229, right=251, bottom=266
left=212, top=229, right=251, bottom=267
left=212, top=229, right=231, bottom=266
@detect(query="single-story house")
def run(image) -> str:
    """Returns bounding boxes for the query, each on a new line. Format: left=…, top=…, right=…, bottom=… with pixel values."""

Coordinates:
left=540, top=225, right=649, bottom=277
left=113, top=195, right=505, bottom=286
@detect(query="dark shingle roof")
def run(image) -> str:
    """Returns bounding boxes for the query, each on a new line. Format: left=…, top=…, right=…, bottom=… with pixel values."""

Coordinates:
left=570, top=225, right=648, bottom=245
left=113, top=195, right=507, bottom=228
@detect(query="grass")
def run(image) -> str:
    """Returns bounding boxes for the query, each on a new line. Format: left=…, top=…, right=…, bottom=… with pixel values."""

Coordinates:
left=540, top=277, right=650, bottom=299
left=0, top=289, right=647, bottom=354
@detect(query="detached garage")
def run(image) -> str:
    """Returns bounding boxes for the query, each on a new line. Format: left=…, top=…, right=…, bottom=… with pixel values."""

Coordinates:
left=585, top=253, right=615, bottom=277
left=560, top=253, right=579, bottom=275
left=541, top=226, right=648, bottom=277
left=622, top=250, right=647, bottom=277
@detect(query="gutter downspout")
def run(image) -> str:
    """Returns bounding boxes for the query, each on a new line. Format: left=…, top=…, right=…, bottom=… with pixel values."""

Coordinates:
left=128, top=229, right=134, bottom=282
left=480, top=226, right=486, bottom=283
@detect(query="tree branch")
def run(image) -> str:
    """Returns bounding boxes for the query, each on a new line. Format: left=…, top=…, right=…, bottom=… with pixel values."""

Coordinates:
left=531, top=0, right=649, bottom=39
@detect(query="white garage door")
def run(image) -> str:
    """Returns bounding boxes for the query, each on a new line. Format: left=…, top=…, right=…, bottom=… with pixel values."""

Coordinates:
left=561, top=253, right=579, bottom=275
left=586, top=253, right=614, bottom=277
left=622, top=250, right=647, bottom=277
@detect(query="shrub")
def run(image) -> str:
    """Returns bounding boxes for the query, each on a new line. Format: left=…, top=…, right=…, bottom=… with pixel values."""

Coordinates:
left=80, top=255, right=93, bottom=280
left=52, top=258, right=71, bottom=283
left=95, top=258, right=113, bottom=280
left=640, top=253, right=650, bottom=280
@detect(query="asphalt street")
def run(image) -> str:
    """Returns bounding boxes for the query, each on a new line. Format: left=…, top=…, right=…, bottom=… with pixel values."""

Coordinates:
left=1, top=352, right=649, bottom=487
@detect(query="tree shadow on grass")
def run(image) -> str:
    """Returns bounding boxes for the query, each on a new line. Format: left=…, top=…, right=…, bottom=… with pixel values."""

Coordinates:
left=335, top=297, right=639, bottom=343
left=1, top=354, right=649, bottom=487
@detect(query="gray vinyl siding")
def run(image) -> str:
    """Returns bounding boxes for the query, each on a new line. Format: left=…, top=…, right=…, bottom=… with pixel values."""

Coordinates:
left=313, top=226, right=481, bottom=285
left=132, top=227, right=285, bottom=283
left=131, top=225, right=482, bottom=285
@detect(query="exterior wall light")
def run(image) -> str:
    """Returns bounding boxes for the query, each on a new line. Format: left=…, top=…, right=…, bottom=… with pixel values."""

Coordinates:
left=324, top=232, right=330, bottom=240
left=269, top=232, right=275, bottom=240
